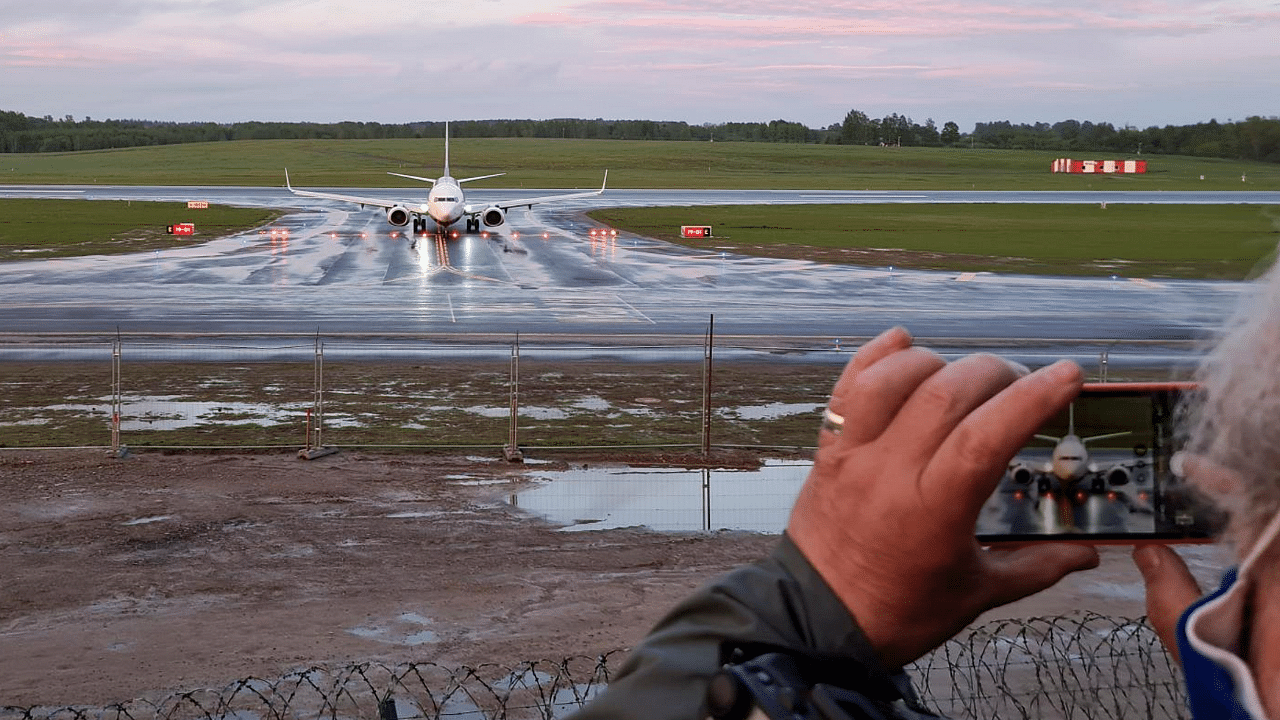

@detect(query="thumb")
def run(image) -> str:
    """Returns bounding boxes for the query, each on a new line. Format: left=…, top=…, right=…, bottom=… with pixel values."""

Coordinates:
left=1134, top=544, right=1202, bottom=666
left=983, top=544, right=1101, bottom=607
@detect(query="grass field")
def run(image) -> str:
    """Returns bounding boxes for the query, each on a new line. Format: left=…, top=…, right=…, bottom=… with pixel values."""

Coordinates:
left=589, top=203, right=1280, bottom=279
left=0, top=199, right=283, bottom=260
left=4, top=138, right=1280, bottom=191
left=3, top=140, right=1278, bottom=275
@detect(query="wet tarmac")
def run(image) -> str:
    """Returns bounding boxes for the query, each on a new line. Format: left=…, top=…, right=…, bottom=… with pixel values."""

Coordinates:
left=0, top=186, right=1275, bottom=361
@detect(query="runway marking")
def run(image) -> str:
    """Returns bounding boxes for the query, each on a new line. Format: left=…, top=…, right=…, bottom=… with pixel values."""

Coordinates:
left=1128, top=278, right=1161, bottom=288
left=799, top=194, right=927, bottom=200
left=614, top=295, right=656, bottom=324
left=538, top=297, right=648, bottom=323
left=956, top=272, right=978, bottom=282
left=447, top=294, right=456, bottom=322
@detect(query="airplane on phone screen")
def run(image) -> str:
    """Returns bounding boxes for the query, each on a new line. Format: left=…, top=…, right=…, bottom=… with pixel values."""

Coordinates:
left=285, top=122, right=607, bottom=239
left=1007, top=403, right=1141, bottom=490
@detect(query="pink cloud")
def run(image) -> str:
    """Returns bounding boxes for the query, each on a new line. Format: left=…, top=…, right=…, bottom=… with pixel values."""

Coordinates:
left=516, top=0, right=1268, bottom=40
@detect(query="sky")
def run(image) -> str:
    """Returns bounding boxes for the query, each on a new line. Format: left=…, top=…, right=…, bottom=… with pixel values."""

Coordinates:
left=2, top=0, right=1278, bottom=132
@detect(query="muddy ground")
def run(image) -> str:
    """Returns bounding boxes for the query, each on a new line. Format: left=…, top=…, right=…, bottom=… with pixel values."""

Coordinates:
left=0, top=449, right=1230, bottom=708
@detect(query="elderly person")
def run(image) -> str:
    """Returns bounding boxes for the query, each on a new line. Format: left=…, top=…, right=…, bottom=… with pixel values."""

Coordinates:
left=1137, top=260, right=1280, bottom=719
left=568, top=264, right=1280, bottom=720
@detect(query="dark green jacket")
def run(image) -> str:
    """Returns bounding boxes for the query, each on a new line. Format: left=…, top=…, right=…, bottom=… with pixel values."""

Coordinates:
left=567, top=533, right=938, bottom=720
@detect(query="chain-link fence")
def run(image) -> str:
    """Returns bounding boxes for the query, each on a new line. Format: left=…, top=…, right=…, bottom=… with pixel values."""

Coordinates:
left=0, top=614, right=1187, bottom=720
left=0, top=333, right=1177, bottom=455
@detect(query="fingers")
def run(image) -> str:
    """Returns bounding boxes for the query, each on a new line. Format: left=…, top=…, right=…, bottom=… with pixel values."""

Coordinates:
left=819, top=328, right=917, bottom=452
left=922, top=359, right=1083, bottom=517
left=837, top=347, right=947, bottom=445
left=882, top=353, right=1040, bottom=474
left=1134, top=545, right=1202, bottom=666
left=825, top=327, right=914, bottom=420
left=983, top=544, right=1101, bottom=607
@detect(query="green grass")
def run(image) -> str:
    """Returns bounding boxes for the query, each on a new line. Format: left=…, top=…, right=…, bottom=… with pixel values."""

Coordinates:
left=4, top=140, right=1278, bottom=273
left=3, top=139, right=1279, bottom=190
left=590, top=203, right=1280, bottom=279
left=0, top=199, right=283, bottom=260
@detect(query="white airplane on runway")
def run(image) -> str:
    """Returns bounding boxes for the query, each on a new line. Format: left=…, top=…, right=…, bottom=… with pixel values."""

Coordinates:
left=1008, top=404, right=1141, bottom=490
left=284, top=122, right=607, bottom=238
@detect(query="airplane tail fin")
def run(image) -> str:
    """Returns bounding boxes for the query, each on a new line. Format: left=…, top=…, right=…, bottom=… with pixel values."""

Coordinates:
left=443, top=121, right=450, bottom=178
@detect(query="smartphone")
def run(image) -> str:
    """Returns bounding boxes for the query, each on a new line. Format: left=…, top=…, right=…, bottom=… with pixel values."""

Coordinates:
left=976, top=382, right=1221, bottom=545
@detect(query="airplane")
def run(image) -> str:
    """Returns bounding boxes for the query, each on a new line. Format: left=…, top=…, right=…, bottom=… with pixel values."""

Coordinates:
left=1008, top=404, right=1140, bottom=490
left=991, top=403, right=1153, bottom=534
left=284, top=122, right=607, bottom=239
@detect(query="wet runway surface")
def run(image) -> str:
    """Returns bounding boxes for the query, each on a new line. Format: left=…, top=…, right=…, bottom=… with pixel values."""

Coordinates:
left=1, top=186, right=1276, bottom=362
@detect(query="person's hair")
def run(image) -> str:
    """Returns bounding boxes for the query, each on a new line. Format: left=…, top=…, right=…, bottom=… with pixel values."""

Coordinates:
left=1180, top=258, right=1280, bottom=548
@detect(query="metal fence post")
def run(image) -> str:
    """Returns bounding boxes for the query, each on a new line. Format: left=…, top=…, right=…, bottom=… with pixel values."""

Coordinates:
left=299, top=335, right=337, bottom=459
left=504, top=334, right=524, bottom=462
left=702, top=314, right=714, bottom=456
left=109, top=333, right=126, bottom=458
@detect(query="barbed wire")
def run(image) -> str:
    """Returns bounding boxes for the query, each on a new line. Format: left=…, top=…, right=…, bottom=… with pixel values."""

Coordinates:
left=3, top=615, right=1188, bottom=720
left=909, top=613, right=1186, bottom=720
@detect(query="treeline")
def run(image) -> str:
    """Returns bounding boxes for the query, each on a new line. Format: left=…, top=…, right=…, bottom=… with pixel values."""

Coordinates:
left=966, top=117, right=1280, bottom=162
left=3, top=109, right=1279, bottom=163
left=0, top=112, right=821, bottom=152
left=837, top=111, right=1280, bottom=163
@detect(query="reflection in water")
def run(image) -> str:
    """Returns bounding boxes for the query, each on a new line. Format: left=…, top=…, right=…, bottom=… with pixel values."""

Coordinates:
left=513, top=460, right=810, bottom=533
left=516, top=454, right=1166, bottom=537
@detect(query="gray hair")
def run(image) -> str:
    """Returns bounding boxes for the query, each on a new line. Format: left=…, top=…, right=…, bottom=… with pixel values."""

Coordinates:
left=1181, top=257, right=1280, bottom=549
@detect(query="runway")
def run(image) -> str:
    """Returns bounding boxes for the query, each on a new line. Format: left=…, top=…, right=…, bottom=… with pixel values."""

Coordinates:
left=1, top=185, right=1276, bottom=365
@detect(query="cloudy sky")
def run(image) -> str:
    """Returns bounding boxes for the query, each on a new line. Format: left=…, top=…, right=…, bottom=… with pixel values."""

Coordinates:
left=2, top=0, right=1278, bottom=131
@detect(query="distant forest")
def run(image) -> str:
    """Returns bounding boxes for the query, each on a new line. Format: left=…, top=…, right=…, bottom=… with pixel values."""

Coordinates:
left=2, top=109, right=1278, bottom=163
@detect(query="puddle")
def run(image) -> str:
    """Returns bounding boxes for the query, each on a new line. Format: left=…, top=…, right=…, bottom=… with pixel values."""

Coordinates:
left=513, top=460, right=811, bottom=532
left=122, top=515, right=172, bottom=526
left=719, top=402, right=824, bottom=420
left=348, top=612, right=439, bottom=646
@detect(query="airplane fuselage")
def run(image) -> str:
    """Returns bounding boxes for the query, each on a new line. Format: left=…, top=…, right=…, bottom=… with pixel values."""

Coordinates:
left=1050, top=435, right=1089, bottom=483
left=426, top=177, right=465, bottom=227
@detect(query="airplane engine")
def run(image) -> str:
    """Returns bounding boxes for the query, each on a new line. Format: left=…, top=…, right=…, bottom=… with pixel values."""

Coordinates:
left=481, top=206, right=506, bottom=228
left=1010, top=464, right=1035, bottom=485
left=1105, top=466, right=1132, bottom=486
left=385, top=206, right=411, bottom=226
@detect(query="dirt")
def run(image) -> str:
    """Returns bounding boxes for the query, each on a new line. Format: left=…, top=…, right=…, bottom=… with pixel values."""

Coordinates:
left=0, top=449, right=1230, bottom=708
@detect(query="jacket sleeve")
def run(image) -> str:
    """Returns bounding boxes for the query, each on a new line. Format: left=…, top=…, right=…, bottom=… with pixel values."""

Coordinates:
left=566, top=532, right=913, bottom=720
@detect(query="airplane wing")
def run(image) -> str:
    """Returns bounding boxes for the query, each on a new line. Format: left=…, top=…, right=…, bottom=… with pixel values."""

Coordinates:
left=284, top=170, right=408, bottom=211
left=468, top=170, right=608, bottom=214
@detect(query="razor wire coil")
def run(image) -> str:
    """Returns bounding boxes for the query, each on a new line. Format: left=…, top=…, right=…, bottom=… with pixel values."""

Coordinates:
left=3, top=614, right=1190, bottom=720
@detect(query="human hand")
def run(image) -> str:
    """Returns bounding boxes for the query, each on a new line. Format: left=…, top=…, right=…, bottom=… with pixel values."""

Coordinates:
left=1132, top=453, right=1230, bottom=665
left=1133, top=544, right=1202, bottom=666
left=787, top=327, right=1100, bottom=668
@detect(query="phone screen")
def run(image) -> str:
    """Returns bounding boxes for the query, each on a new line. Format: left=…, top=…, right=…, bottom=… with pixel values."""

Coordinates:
left=976, top=382, right=1219, bottom=545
